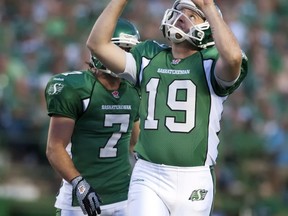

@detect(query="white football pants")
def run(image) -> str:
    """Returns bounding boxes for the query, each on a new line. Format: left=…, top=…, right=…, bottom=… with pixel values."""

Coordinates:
left=128, top=159, right=215, bottom=216
left=57, top=201, right=127, bottom=216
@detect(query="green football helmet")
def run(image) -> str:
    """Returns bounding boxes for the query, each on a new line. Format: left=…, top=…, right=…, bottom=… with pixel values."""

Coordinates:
left=160, top=0, right=222, bottom=49
left=91, top=18, right=140, bottom=76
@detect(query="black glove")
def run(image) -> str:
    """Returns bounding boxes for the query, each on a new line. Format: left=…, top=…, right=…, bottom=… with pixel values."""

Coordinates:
left=71, top=176, right=102, bottom=216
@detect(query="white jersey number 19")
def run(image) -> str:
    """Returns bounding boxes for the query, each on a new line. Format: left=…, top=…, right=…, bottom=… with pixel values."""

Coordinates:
left=144, top=78, right=196, bottom=133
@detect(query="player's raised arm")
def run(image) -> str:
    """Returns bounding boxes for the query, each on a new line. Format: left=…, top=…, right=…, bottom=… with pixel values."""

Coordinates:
left=192, top=0, right=243, bottom=82
left=86, top=0, right=128, bottom=74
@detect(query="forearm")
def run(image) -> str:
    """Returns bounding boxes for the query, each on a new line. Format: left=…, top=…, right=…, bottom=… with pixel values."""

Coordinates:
left=203, top=5, right=241, bottom=62
left=47, top=147, right=80, bottom=182
left=86, top=0, right=128, bottom=73
left=87, top=0, right=128, bottom=53
left=202, top=4, right=242, bottom=79
left=46, top=116, right=80, bottom=182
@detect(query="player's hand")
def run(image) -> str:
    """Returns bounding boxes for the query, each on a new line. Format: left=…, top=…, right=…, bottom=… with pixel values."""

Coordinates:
left=191, top=0, right=214, bottom=10
left=71, top=176, right=102, bottom=216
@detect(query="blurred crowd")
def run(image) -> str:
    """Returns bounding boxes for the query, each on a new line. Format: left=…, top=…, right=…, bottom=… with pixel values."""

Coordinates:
left=0, top=0, right=287, bottom=215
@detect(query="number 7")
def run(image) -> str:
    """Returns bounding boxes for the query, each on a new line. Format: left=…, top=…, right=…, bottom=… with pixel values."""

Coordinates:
left=99, top=114, right=130, bottom=158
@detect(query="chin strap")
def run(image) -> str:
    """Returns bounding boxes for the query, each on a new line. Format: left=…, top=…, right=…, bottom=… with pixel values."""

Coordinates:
left=168, top=28, right=186, bottom=43
left=168, top=27, right=199, bottom=48
left=97, top=68, right=119, bottom=78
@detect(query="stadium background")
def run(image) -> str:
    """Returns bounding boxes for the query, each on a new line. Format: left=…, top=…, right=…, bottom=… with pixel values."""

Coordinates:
left=0, top=0, right=287, bottom=215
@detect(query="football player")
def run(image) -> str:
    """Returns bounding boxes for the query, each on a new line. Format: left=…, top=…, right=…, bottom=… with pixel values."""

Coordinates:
left=45, top=18, right=141, bottom=216
left=87, top=0, right=248, bottom=215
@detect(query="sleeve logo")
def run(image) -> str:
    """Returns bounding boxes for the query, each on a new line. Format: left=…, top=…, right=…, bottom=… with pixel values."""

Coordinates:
left=47, top=83, right=64, bottom=95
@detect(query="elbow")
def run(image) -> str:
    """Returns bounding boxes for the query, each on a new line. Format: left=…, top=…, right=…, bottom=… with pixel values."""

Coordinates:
left=233, top=50, right=243, bottom=66
left=226, top=47, right=242, bottom=66
left=226, top=50, right=242, bottom=75
left=46, top=143, right=55, bottom=163
left=232, top=51, right=243, bottom=72
left=86, top=38, right=97, bottom=54
left=46, top=146, right=52, bottom=162
left=86, top=38, right=109, bottom=57
left=86, top=33, right=102, bottom=55
left=217, top=51, right=243, bottom=81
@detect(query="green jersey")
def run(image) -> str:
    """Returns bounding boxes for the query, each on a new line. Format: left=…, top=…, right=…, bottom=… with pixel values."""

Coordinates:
left=129, top=40, right=248, bottom=167
left=45, top=70, right=140, bottom=206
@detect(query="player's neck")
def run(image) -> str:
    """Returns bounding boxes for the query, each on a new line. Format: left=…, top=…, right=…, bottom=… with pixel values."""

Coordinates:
left=98, top=75, right=121, bottom=91
left=172, top=42, right=198, bottom=59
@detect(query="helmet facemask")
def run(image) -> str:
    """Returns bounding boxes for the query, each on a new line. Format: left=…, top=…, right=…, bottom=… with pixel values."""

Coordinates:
left=160, top=0, right=216, bottom=49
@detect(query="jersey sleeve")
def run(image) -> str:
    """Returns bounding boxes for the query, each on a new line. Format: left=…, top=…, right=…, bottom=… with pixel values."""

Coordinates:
left=211, top=50, right=248, bottom=96
left=130, top=40, right=169, bottom=85
left=45, top=75, right=83, bottom=120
